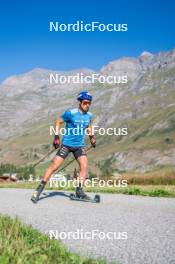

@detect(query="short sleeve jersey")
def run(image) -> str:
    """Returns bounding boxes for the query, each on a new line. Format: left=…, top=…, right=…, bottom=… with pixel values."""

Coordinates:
left=61, top=108, right=93, bottom=147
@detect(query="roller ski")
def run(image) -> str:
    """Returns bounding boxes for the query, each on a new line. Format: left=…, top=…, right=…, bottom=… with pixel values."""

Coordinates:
left=70, top=186, right=100, bottom=203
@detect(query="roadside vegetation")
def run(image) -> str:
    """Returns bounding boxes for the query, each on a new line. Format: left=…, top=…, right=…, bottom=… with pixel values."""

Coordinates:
left=0, top=215, right=104, bottom=264
left=1, top=163, right=175, bottom=198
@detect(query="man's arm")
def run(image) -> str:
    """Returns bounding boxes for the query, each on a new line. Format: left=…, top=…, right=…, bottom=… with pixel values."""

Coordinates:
left=55, top=117, right=63, bottom=134
left=53, top=117, right=63, bottom=149
left=87, top=121, right=96, bottom=148
left=53, top=110, right=72, bottom=149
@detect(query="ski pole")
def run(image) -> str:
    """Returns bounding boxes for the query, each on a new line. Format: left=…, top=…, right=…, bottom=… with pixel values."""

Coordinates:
left=32, top=145, right=93, bottom=169
left=32, top=148, right=56, bottom=168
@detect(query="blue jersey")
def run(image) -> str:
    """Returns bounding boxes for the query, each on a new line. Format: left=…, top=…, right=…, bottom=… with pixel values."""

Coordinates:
left=61, top=108, right=93, bottom=147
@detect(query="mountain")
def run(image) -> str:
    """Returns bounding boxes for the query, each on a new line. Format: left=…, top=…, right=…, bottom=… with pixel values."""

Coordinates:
left=0, top=49, right=175, bottom=173
left=0, top=67, right=95, bottom=139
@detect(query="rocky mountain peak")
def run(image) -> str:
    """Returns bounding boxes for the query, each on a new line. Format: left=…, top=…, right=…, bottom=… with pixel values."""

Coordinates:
left=100, top=57, right=141, bottom=81
left=139, top=51, right=154, bottom=64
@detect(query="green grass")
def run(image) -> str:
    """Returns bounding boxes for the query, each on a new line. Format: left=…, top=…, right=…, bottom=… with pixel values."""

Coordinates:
left=85, top=185, right=175, bottom=197
left=0, top=215, right=104, bottom=264
left=121, top=187, right=173, bottom=197
left=0, top=182, right=175, bottom=197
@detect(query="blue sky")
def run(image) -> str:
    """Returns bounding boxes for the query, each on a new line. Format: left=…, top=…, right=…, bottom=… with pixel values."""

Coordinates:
left=0, top=0, right=174, bottom=82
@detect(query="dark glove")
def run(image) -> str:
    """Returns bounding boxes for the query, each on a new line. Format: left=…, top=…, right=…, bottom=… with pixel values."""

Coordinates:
left=53, top=135, right=60, bottom=149
left=90, top=136, right=96, bottom=148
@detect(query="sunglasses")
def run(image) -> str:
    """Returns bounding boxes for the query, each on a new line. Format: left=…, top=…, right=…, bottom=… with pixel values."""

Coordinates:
left=81, top=101, right=91, bottom=105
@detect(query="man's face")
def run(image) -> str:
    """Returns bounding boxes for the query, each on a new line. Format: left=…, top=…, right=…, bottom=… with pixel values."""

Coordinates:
left=80, top=100, right=91, bottom=112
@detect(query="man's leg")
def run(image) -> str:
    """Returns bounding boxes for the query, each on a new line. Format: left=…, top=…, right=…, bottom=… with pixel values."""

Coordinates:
left=75, top=155, right=89, bottom=198
left=77, top=155, right=88, bottom=183
left=31, top=145, right=70, bottom=202
left=31, top=156, right=64, bottom=202
left=43, top=156, right=64, bottom=182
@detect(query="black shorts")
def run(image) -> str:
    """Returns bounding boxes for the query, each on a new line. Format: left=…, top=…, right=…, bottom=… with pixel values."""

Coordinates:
left=56, top=144, right=87, bottom=159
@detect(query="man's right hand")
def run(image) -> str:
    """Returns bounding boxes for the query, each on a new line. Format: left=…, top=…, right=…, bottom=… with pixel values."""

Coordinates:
left=90, top=135, right=96, bottom=148
left=53, top=135, right=60, bottom=149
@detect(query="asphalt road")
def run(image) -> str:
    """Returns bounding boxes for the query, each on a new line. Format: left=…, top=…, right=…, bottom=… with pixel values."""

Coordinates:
left=0, top=188, right=175, bottom=264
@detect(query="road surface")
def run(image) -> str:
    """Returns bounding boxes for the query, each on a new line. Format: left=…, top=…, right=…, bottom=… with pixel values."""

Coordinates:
left=0, top=188, right=175, bottom=264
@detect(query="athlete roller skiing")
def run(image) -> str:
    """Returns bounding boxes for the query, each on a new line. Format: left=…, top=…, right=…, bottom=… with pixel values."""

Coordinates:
left=31, top=91, right=96, bottom=203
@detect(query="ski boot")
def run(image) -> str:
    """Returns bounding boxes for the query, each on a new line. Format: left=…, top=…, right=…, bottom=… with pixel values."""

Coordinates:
left=31, top=180, right=46, bottom=203
left=75, top=186, right=90, bottom=199
left=70, top=187, right=100, bottom=203
left=31, top=190, right=40, bottom=203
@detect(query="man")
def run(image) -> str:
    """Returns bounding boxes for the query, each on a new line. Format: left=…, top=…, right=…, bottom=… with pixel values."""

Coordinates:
left=31, top=91, right=96, bottom=203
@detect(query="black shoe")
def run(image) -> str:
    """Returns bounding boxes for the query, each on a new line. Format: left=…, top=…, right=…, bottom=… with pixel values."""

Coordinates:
left=75, top=187, right=89, bottom=199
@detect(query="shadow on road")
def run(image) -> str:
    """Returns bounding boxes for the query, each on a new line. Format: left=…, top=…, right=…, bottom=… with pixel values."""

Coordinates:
left=39, top=191, right=70, bottom=201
